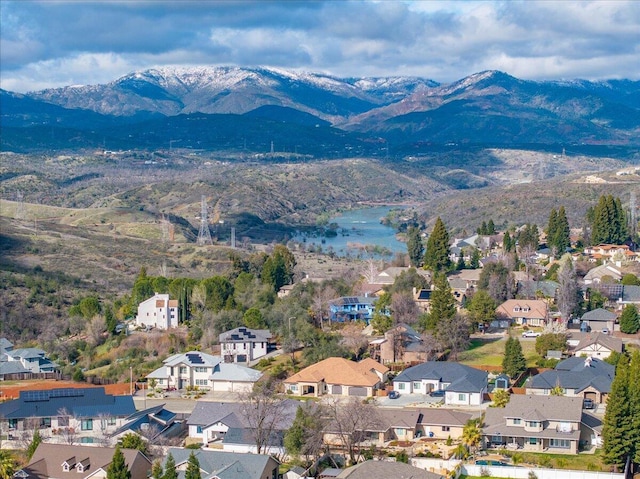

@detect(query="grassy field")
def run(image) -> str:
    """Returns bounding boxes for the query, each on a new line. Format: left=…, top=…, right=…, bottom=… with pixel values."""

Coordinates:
left=458, top=335, right=539, bottom=368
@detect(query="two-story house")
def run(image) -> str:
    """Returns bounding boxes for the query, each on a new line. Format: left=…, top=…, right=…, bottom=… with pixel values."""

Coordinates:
left=483, top=395, right=584, bottom=454
left=0, top=339, right=58, bottom=379
left=135, top=293, right=178, bottom=330
left=329, top=296, right=378, bottom=323
left=164, top=448, right=279, bottom=479
left=146, top=350, right=263, bottom=392
left=219, top=327, right=274, bottom=363
left=0, top=387, right=136, bottom=446
left=496, top=299, right=549, bottom=327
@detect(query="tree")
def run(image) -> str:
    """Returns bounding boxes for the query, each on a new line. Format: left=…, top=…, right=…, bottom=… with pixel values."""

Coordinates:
left=462, top=417, right=483, bottom=456
left=622, top=273, right=640, bottom=286
left=478, top=261, right=514, bottom=302
left=556, top=255, right=580, bottom=323
left=466, top=290, right=497, bottom=330
left=590, top=194, right=627, bottom=245
left=502, top=336, right=526, bottom=378
left=602, top=353, right=632, bottom=470
left=163, top=453, right=177, bottom=479
left=26, top=428, right=42, bottom=460
left=184, top=452, right=201, bottom=479
left=469, top=248, right=481, bottom=269
left=619, top=304, right=640, bottom=334
left=491, top=389, right=510, bottom=408
left=106, top=446, right=131, bottom=479
left=406, top=226, right=424, bottom=267
left=326, top=397, right=381, bottom=465
left=262, top=244, right=296, bottom=291
left=503, top=231, right=514, bottom=253
left=535, top=333, right=567, bottom=357
left=151, top=461, right=163, bottom=479
left=424, top=217, right=451, bottom=272
left=628, top=350, right=640, bottom=465
left=518, top=223, right=540, bottom=279
left=243, top=307, right=267, bottom=329
left=284, top=404, right=325, bottom=461
left=0, top=450, right=16, bottom=479
left=119, top=432, right=148, bottom=455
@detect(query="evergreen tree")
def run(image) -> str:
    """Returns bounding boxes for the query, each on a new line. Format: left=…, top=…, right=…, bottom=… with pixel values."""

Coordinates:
left=466, top=290, right=497, bottom=330
left=628, top=350, right=640, bottom=465
left=503, top=231, right=514, bottom=253
left=430, top=273, right=456, bottom=327
left=104, top=306, right=117, bottom=335
left=591, top=194, right=627, bottom=245
left=602, top=354, right=632, bottom=470
left=406, top=226, right=424, bottom=268
left=106, top=446, right=131, bottom=479
left=151, top=461, right=163, bottom=479
left=184, top=452, right=201, bottom=479
left=424, top=217, right=451, bottom=272
left=556, top=256, right=580, bottom=323
left=502, top=336, right=526, bottom=378
left=456, top=252, right=465, bottom=270
left=26, top=429, right=42, bottom=460
left=478, top=221, right=487, bottom=235
left=470, top=248, right=481, bottom=269
left=547, top=208, right=558, bottom=249
left=619, top=304, right=640, bottom=334
left=487, top=219, right=496, bottom=235
left=163, top=453, right=177, bottom=479
left=554, top=206, right=571, bottom=256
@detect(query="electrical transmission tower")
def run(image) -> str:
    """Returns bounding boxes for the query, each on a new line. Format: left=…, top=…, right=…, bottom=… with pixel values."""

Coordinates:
left=197, top=195, right=213, bottom=246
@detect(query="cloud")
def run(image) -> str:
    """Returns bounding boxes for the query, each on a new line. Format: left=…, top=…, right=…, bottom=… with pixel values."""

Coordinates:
left=1, top=0, right=639, bottom=92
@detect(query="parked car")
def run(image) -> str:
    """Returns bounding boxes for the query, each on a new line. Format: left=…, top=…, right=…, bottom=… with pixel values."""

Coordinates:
left=522, top=330, right=541, bottom=338
left=388, top=390, right=400, bottom=399
left=583, top=398, right=595, bottom=409
left=430, top=390, right=445, bottom=397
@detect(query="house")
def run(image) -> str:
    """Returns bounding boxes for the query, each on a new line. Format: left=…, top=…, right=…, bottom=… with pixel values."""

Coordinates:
left=370, top=267, right=431, bottom=286
left=392, top=362, right=488, bottom=406
left=496, top=299, right=549, bottom=327
left=583, top=264, right=622, bottom=284
left=447, top=269, right=482, bottom=304
left=0, top=387, right=136, bottom=446
left=219, top=327, right=275, bottom=364
left=329, top=296, right=378, bottom=323
left=283, top=357, right=389, bottom=397
left=146, top=351, right=263, bottom=391
left=580, top=308, right=617, bottom=332
left=13, top=443, right=151, bottom=479
left=335, top=460, right=443, bottom=479
left=135, top=293, right=178, bottom=330
left=187, top=400, right=300, bottom=452
left=109, top=404, right=186, bottom=443
left=415, top=408, right=472, bottom=440
left=413, top=287, right=433, bottom=313
left=0, top=339, right=58, bottom=379
left=368, top=323, right=428, bottom=365
left=617, top=284, right=640, bottom=310
left=571, top=332, right=623, bottom=359
left=525, top=356, right=614, bottom=404
left=583, top=244, right=635, bottom=263
left=164, top=447, right=279, bottom=479
left=335, top=409, right=421, bottom=447
left=483, top=395, right=584, bottom=454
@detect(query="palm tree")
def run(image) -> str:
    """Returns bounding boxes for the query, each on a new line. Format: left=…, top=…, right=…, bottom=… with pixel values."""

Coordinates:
left=462, top=417, right=483, bottom=456
left=0, top=450, right=16, bottom=479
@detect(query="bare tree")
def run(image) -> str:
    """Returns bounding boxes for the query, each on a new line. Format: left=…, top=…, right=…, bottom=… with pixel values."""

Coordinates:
left=18, top=417, right=41, bottom=450
left=361, top=258, right=383, bottom=284
left=311, top=285, right=336, bottom=330
left=419, top=331, right=440, bottom=361
left=339, top=323, right=369, bottom=360
left=87, top=314, right=107, bottom=347
left=238, top=379, right=292, bottom=455
left=390, top=292, right=420, bottom=325
left=56, top=408, right=79, bottom=445
left=556, top=255, right=580, bottom=324
left=96, top=413, right=114, bottom=447
left=325, top=397, right=381, bottom=465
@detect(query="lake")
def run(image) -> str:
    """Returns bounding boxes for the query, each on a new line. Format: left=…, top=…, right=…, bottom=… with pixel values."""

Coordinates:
left=296, top=206, right=407, bottom=258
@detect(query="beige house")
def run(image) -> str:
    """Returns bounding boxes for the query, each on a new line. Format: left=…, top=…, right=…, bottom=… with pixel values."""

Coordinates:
left=324, top=409, right=420, bottom=448
left=283, top=357, right=388, bottom=398
left=416, top=409, right=472, bottom=440
left=483, top=395, right=583, bottom=454
left=572, top=332, right=623, bottom=359
left=369, top=323, right=428, bottom=365
left=14, top=443, right=151, bottom=479
left=496, top=299, right=549, bottom=327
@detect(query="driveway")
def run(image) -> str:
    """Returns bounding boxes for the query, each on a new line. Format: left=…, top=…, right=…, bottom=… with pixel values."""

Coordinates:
left=376, top=393, right=444, bottom=408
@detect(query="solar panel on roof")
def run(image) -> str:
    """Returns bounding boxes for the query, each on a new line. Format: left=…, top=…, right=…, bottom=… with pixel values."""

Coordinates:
left=23, top=390, right=50, bottom=402
left=50, top=388, right=84, bottom=398
left=186, top=353, right=204, bottom=364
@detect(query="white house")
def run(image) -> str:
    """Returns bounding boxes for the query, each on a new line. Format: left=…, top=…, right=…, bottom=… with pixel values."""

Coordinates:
left=135, top=293, right=178, bottom=330
left=146, top=351, right=263, bottom=391
left=219, top=327, right=274, bottom=363
left=392, top=361, right=488, bottom=406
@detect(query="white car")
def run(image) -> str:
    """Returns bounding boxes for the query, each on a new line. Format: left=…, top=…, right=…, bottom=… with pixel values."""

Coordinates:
left=522, top=330, right=541, bottom=338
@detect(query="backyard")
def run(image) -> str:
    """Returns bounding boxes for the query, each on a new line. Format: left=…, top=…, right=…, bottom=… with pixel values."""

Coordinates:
left=458, top=335, right=539, bottom=368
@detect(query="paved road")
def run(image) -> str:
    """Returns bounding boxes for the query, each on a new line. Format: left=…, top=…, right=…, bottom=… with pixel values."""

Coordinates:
left=133, top=390, right=243, bottom=413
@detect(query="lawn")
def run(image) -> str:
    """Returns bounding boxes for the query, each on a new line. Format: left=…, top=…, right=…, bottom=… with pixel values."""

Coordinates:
left=458, top=336, right=539, bottom=368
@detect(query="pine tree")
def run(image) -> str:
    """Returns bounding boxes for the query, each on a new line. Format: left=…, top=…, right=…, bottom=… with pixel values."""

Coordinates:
left=502, top=336, right=526, bottom=378
left=107, top=446, right=131, bottom=479
left=456, top=252, right=465, bottom=270
left=470, top=248, right=481, bottom=269
left=602, top=354, right=632, bottom=470
left=151, top=461, right=163, bottom=479
left=547, top=207, right=558, bottom=250
left=554, top=206, right=571, bottom=256
left=503, top=231, right=514, bottom=253
left=629, top=351, right=640, bottom=465
left=184, top=452, right=201, bottom=479
left=424, top=217, right=451, bottom=272
left=591, top=194, right=628, bottom=245
left=487, top=219, right=496, bottom=235
left=556, top=256, right=580, bottom=323
left=619, top=304, right=640, bottom=334
left=406, top=226, right=424, bottom=267
left=26, top=429, right=42, bottom=460
left=163, top=453, right=177, bottom=479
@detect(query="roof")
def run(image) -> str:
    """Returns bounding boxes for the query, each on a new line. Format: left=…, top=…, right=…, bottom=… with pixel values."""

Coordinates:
left=0, top=361, right=30, bottom=375
left=284, top=357, right=388, bottom=388
left=17, top=443, right=151, bottom=479
left=527, top=357, right=614, bottom=393
left=0, top=387, right=136, bottom=419
left=330, top=296, right=377, bottom=307
left=0, top=337, right=13, bottom=350
left=581, top=412, right=603, bottom=434
left=336, top=460, right=443, bottom=479
left=517, top=280, right=559, bottom=298
left=496, top=299, right=548, bottom=320
left=574, top=332, right=623, bottom=354
left=187, top=399, right=300, bottom=430
left=9, top=347, right=46, bottom=359
left=165, top=447, right=278, bottom=479
left=584, top=264, right=622, bottom=282
left=219, top=327, right=273, bottom=343
left=110, top=404, right=182, bottom=440
left=393, top=362, right=487, bottom=393
left=163, top=351, right=222, bottom=368
left=368, top=409, right=421, bottom=432
left=222, top=427, right=284, bottom=448
left=581, top=308, right=617, bottom=321
left=414, top=408, right=472, bottom=427
left=622, top=285, right=640, bottom=302
left=210, top=362, right=263, bottom=382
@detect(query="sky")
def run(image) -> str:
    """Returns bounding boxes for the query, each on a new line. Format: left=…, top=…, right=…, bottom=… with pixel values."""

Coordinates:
left=1, top=0, right=639, bottom=93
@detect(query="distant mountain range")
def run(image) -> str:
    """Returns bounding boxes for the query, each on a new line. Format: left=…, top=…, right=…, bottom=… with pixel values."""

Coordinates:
left=2, top=67, right=639, bottom=155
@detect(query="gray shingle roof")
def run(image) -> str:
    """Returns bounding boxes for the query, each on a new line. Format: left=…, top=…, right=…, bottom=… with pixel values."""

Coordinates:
left=394, top=361, right=487, bottom=393
left=581, top=308, right=616, bottom=321
left=527, top=357, right=614, bottom=393
left=164, top=351, right=222, bottom=367
left=210, top=363, right=263, bottom=382
left=336, top=460, right=443, bottom=479
left=219, top=327, right=272, bottom=344
left=165, top=448, right=278, bottom=479
left=186, top=402, right=247, bottom=428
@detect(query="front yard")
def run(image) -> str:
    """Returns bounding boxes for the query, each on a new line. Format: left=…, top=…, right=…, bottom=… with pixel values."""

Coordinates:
left=458, top=335, right=538, bottom=368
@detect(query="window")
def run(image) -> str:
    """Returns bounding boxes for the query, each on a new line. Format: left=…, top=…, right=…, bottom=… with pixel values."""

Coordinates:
left=413, top=382, right=421, bottom=390
left=81, top=419, right=93, bottom=431
left=195, top=379, right=208, bottom=386
left=108, top=417, right=116, bottom=426
left=527, top=421, right=539, bottom=428
left=442, top=426, right=450, bottom=432
left=458, top=393, right=466, bottom=401
left=63, top=464, right=71, bottom=472
left=550, top=438, right=571, bottom=449
left=196, top=426, right=203, bottom=434
left=40, top=417, right=51, bottom=427
left=8, top=419, right=17, bottom=429
left=397, top=383, right=405, bottom=390
left=513, top=418, right=521, bottom=425
left=58, top=416, right=69, bottom=427
left=179, top=367, right=187, bottom=374
left=80, top=437, right=94, bottom=444
left=289, top=385, right=298, bottom=392
left=529, top=437, right=538, bottom=445
left=195, top=367, right=208, bottom=373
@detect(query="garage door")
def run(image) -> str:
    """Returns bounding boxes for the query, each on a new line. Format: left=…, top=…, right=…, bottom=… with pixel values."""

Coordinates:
left=349, top=387, right=367, bottom=396
left=332, top=385, right=342, bottom=395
